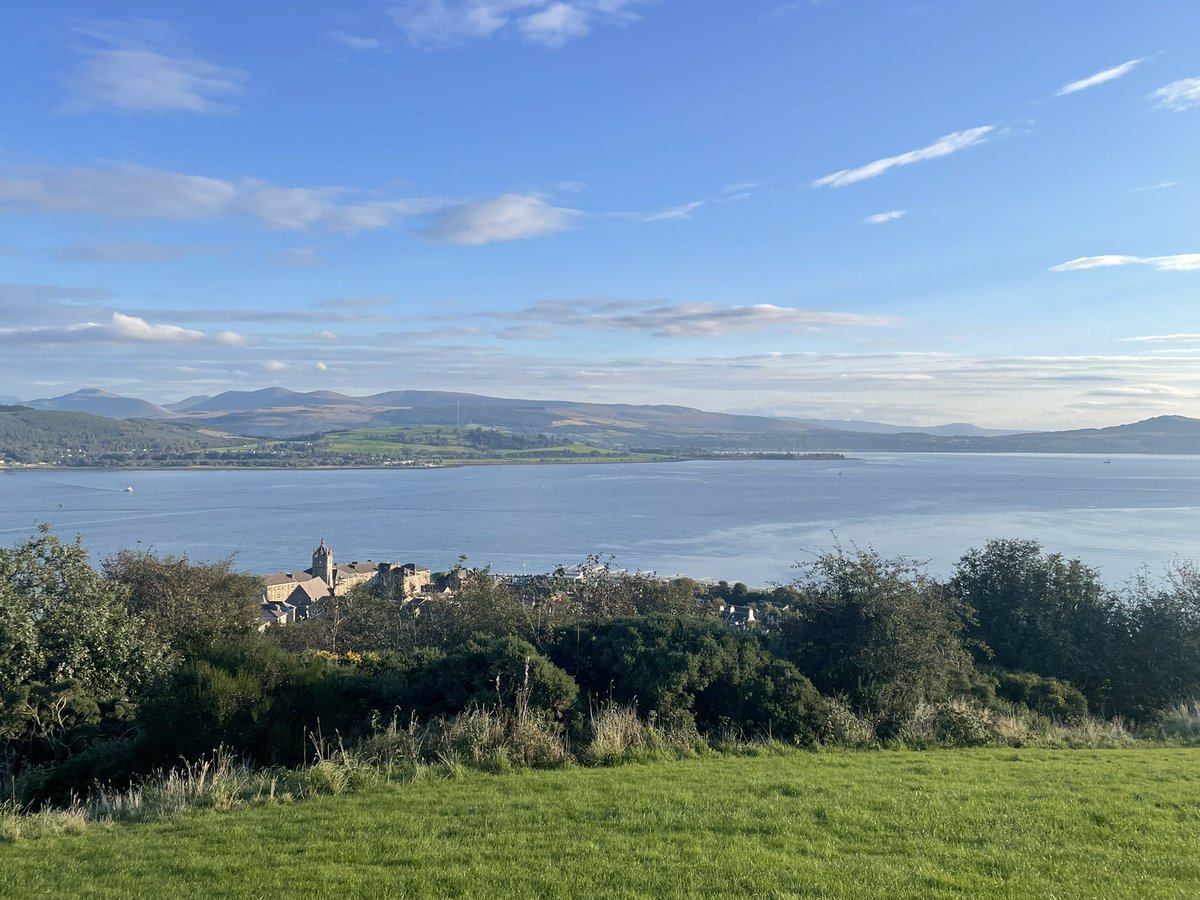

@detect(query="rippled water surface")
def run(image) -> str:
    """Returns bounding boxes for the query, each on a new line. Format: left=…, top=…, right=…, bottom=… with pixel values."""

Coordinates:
left=2, top=453, right=1198, bottom=585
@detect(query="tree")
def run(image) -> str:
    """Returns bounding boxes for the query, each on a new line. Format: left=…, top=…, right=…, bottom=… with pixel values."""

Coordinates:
left=1109, top=563, right=1200, bottom=718
left=0, top=528, right=166, bottom=789
left=103, top=549, right=263, bottom=655
left=557, top=556, right=702, bottom=621
left=553, top=615, right=828, bottom=744
left=774, top=548, right=975, bottom=729
left=0, top=527, right=163, bottom=699
left=949, top=539, right=1118, bottom=710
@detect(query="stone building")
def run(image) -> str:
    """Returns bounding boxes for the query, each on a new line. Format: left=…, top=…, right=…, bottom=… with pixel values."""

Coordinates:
left=378, top=561, right=432, bottom=599
left=260, top=540, right=431, bottom=624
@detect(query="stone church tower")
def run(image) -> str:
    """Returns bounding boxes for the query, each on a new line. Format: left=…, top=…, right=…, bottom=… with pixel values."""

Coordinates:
left=312, top=539, right=334, bottom=587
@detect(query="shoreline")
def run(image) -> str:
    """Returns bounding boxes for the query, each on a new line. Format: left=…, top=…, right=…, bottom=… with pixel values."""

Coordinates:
left=0, top=453, right=851, bottom=473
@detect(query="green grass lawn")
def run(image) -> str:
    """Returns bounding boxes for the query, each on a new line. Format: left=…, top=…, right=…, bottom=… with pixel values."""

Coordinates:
left=3, top=749, right=1198, bottom=898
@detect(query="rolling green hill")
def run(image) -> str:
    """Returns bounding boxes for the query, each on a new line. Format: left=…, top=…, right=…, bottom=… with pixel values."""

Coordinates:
left=0, top=406, right=243, bottom=465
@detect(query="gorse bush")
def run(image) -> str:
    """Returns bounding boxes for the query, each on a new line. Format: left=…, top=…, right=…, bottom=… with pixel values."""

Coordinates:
left=552, top=615, right=828, bottom=746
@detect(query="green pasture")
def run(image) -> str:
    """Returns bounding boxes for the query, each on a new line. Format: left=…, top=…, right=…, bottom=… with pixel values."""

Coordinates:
left=3, top=748, right=1198, bottom=898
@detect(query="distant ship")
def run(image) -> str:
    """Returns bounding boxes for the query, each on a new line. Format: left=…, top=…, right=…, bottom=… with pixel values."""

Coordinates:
left=125, top=486, right=134, bottom=492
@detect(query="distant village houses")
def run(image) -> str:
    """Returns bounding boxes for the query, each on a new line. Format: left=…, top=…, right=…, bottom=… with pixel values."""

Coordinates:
left=259, top=539, right=431, bottom=630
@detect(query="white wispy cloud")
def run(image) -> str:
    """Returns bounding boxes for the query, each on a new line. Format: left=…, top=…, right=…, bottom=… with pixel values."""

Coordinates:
left=274, top=247, right=323, bottom=268
left=419, top=194, right=580, bottom=244
left=54, top=241, right=219, bottom=263
left=65, top=19, right=245, bottom=114
left=1152, top=77, right=1200, bottom=111
left=813, top=126, right=994, bottom=188
left=327, top=31, right=388, bottom=51
left=642, top=200, right=706, bottom=223
left=0, top=312, right=245, bottom=345
left=1056, top=58, right=1145, bottom=96
left=1052, top=254, right=1200, bottom=273
left=500, top=299, right=898, bottom=337
left=387, top=0, right=647, bottom=48
left=0, top=163, right=593, bottom=245
left=0, top=164, right=239, bottom=220
left=863, top=210, right=905, bottom=225
left=1089, top=383, right=1194, bottom=398
left=1120, top=333, right=1200, bottom=344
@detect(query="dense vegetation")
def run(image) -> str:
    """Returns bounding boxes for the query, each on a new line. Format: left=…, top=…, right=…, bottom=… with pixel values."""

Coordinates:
left=2, top=529, right=1198, bottom=818
left=0, top=407, right=237, bottom=465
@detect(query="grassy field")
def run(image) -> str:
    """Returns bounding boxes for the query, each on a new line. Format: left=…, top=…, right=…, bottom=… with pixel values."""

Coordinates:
left=2, top=748, right=1199, bottom=898
left=311, top=426, right=670, bottom=464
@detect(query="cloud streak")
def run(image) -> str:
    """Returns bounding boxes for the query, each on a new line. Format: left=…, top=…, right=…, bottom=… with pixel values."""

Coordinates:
left=0, top=312, right=245, bottom=345
left=327, top=31, right=388, bottom=51
left=1120, top=333, right=1200, bottom=344
left=642, top=200, right=706, bottom=222
left=1056, top=58, right=1145, bottom=96
left=419, top=194, right=580, bottom=244
left=0, top=162, right=586, bottom=246
left=387, top=0, right=648, bottom=48
left=863, top=210, right=905, bottom=225
left=1152, top=77, right=1200, bottom=112
left=1052, top=254, right=1200, bottom=273
left=65, top=19, right=245, bottom=114
left=54, top=241, right=219, bottom=263
left=501, top=299, right=898, bottom=337
left=813, top=126, right=995, bottom=188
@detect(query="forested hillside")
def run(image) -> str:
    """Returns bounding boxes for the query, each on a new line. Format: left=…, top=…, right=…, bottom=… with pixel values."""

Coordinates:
left=0, top=407, right=239, bottom=465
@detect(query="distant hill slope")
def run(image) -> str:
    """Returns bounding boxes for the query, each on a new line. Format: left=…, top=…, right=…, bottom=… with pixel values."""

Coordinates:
left=186, top=395, right=838, bottom=441
left=0, top=407, right=239, bottom=464
left=184, top=388, right=365, bottom=412
left=164, top=394, right=214, bottom=413
left=16, top=388, right=1200, bottom=453
left=26, top=389, right=176, bottom=420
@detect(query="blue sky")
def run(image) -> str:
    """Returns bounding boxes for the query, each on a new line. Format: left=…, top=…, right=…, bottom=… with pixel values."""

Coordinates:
left=1, top=0, right=1198, bottom=427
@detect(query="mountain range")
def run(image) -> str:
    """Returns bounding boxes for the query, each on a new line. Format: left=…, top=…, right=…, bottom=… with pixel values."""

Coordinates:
left=11, top=387, right=1200, bottom=454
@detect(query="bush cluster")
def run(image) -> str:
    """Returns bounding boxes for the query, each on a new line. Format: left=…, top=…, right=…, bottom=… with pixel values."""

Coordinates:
left=3, top=529, right=1199, bottom=818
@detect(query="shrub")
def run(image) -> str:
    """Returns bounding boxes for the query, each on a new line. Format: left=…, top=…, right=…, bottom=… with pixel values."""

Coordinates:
left=554, top=616, right=827, bottom=745
left=819, top=698, right=878, bottom=749
left=901, top=701, right=998, bottom=748
left=1145, top=700, right=1200, bottom=744
left=996, top=672, right=1089, bottom=722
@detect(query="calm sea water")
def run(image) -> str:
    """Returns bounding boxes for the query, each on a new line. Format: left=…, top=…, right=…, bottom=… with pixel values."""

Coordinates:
left=2, top=454, right=1198, bottom=587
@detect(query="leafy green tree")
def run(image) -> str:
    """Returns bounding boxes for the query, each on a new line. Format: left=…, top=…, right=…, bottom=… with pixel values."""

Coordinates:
left=0, top=527, right=164, bottom=699
left=103, top=549, right=263, bottom=655
left=554, top=615, right=827, bottom=744
left=0, top=528, right=165, bottom=791
left=774, top=548, right=975, bottom=730
left=557, top=556, right=702, bottom=621
left=1110, top=563, right=1200, bottom=718
left=950, top=539, right=1118, bottom=710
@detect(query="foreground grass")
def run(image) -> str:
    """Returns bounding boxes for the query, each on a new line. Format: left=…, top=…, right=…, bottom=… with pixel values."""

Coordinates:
left=2, top=749, right=1198, bottom=898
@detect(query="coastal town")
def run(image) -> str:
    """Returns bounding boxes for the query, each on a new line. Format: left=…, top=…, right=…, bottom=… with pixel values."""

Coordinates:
left=258, top=539, right=762, bottom=632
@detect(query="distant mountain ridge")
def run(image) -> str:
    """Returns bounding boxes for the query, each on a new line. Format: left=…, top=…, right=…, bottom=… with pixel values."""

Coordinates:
left=9, top=387, right=1199, bottom=454
left=25, top=389, right=176, bottom=420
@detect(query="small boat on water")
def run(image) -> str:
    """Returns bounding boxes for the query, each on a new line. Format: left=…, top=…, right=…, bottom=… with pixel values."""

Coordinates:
left=125, top=486, right=134, bottom=492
